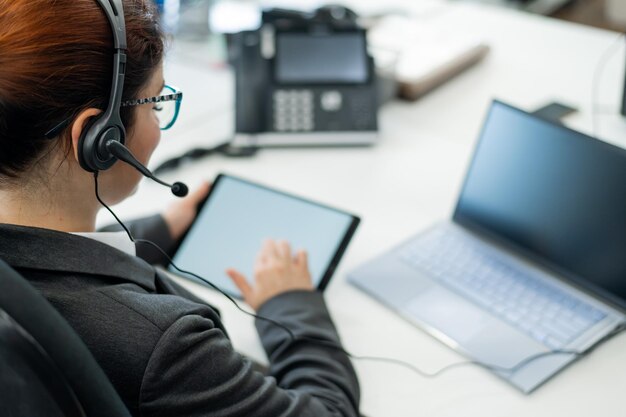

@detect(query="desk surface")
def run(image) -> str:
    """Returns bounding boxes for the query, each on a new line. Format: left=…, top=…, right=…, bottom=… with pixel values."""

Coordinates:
left=104, top=2, right=626, bottom=416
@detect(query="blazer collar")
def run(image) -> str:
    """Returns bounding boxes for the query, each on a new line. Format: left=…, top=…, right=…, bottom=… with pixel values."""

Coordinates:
left=0, top=223, right=156, bottom=291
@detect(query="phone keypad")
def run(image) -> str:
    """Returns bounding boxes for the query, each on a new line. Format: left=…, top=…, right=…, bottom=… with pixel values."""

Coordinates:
left=273, top=89, right=315, bottom=132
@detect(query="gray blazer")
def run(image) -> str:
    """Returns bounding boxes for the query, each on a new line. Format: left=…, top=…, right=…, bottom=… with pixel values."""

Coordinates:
left=0, top=220, right=360, bottom=417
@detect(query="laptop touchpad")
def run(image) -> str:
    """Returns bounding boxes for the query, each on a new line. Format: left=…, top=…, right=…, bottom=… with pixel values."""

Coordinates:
left=403, top=286, right=491, bottom=345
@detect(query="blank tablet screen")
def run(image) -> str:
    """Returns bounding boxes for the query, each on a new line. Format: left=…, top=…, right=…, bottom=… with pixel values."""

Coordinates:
left=170, top=174, right=360, bottom=297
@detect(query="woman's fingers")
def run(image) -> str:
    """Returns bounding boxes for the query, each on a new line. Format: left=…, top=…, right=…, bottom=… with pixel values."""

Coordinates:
left=277, top=240, right=291, bottom=260
left=295, top=250, right=308, bottom=270
left=226, top=268, right=253, bottom=300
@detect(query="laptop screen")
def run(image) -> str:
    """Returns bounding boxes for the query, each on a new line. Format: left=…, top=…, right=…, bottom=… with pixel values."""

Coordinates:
left=454, top=101, right=626, bottom=309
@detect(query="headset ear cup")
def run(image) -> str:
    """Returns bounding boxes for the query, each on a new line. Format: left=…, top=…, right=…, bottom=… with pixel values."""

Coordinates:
left=77, top=117, right=99, bottom=173
left=78, top=117, right=123, bottom=173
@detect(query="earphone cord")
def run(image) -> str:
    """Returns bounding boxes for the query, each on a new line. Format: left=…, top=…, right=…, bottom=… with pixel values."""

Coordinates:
left=94, top=173, right=625, bottom=379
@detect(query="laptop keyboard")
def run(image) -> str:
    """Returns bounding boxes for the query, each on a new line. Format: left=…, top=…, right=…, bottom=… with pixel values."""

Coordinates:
left=398, top=227, right=607, bottom=350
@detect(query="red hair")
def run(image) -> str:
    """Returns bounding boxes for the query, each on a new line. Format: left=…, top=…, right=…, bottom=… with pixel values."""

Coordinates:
left=0, top=0, right=163, bottom=180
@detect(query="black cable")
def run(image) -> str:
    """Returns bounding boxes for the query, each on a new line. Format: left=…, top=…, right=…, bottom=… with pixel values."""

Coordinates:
left=94, top=173, right=625, bottom=381
left=152, top=141, right=258, bottom=175
left=94, top=172, right=134, bottom=240
left=94, top=173, right=288, bottom=338
left=133, top=234, right=590, bottom=378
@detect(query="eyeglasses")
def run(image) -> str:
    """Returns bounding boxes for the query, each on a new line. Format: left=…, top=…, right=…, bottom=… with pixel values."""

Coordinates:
left=44, top=85, right=184, bottom=139
left=121, top=84, right=183, bottom=130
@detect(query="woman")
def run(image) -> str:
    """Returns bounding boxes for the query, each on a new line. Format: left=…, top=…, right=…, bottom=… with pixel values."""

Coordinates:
left=0, top=1, right=360, bottom=416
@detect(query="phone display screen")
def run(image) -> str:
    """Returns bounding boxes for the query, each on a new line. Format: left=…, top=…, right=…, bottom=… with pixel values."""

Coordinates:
left=170, top=175, right=360, bottom=297
left=275, top=32, right=368, bottom=84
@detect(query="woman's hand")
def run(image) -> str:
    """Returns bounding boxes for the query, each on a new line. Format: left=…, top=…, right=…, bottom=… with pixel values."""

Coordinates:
left=161, top=181, right=211, bottom=241
left=227, top=239, right=314, bottom=311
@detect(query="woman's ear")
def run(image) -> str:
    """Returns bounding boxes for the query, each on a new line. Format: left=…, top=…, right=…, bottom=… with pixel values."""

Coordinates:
left=69, top=108, right=103, bottom=163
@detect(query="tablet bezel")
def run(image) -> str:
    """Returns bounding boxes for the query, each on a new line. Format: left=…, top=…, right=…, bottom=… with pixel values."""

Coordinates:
left=170, top=173, right=361, bottom=295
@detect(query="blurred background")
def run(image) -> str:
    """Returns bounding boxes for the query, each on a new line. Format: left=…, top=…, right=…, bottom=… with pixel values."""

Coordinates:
left=460, top=0, right=625, bottom=31
left=154, top=0, right=626, bottom=36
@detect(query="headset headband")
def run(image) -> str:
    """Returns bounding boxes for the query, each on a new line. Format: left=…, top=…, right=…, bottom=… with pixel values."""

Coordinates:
left=95, top=0, right=127, bottom=127
left=96, top=0, right=127, bottom=50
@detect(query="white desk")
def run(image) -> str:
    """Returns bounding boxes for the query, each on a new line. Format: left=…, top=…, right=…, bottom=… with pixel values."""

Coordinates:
left=104, top=2, right=626, bottom=416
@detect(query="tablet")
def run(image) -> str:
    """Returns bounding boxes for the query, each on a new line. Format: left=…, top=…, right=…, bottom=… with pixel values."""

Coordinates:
left=170, top=174, right=360, bottom=297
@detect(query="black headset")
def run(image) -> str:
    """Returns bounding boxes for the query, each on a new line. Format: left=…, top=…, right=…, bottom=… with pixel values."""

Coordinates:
left=79, top=0, right=127, bottom=173
left=80, top=0, right=188, bottom=197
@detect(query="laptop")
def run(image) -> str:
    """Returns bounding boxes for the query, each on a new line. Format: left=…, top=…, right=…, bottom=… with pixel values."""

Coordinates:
left=348, top=100, right=626, bottom=393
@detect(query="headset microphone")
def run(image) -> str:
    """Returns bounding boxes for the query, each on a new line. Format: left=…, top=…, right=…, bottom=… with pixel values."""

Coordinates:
left=106, top=140, right=188, bottom=197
